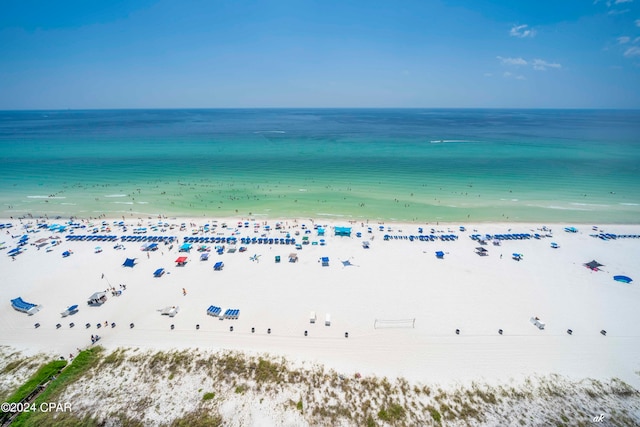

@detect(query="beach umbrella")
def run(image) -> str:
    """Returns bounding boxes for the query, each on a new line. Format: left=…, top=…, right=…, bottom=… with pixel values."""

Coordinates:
left=123, top=257, right=136, bottom=267
left=613, top=275, right=632, bottom=284
left=584, top=260, right=603, bottom=271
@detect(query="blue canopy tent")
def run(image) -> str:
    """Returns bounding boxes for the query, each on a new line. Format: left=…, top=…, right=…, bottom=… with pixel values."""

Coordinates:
left=62, top=250, right=72, bottom=257
left=613, top=275, right=632, bottom=284
left=335, top=227, right=351, bottom=237
left=153, top=268, right=165, bottom=277
left=317, top=227, right=325, bottom=236
left=200, top=252, right=210, bottom=261
left=123, top=258, right=136, bottom=267
left=321, top=257, right=329, bottom=266
left=11, top=297, right=41, bottom=315
left=8, top=248, right=22, bottom=256
left=179, top=243, right=192, bottom=252
left=213, top=261, right=224, bottom=271
left=435, top=251, right=445, bottom=259
left=61, top=304, right=79, bottom=317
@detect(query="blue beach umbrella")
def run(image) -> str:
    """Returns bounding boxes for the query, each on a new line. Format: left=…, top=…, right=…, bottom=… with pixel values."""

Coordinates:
left=613, top=275, right=632, bottom=284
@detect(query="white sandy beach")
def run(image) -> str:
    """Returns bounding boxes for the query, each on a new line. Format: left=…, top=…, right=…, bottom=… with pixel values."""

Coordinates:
left=1, top=217, right=639, bottom=395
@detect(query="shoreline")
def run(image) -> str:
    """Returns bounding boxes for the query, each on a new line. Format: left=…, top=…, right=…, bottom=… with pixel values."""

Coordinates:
left=3, top=213, right=640, bottom=227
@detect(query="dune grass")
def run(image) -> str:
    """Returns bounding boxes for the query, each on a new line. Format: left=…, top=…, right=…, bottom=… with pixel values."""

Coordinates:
left=10, top=347, right=103, bottom=427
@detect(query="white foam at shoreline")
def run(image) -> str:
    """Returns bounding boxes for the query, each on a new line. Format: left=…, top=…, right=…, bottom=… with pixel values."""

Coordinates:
left=532, top=205, right=591, bottom=211
left=27, top=195, right=66, bottom=199
left=104, top=194, right=128, bottom=198
left=570, top=202, right=611, bottom=208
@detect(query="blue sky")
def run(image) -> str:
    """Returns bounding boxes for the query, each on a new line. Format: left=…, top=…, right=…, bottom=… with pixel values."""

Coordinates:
left=1, top=0, right=640, bottom=109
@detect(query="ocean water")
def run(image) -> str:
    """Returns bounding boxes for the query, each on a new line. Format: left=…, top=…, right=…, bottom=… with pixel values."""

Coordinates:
left=0, top=109, right=639, bottom=223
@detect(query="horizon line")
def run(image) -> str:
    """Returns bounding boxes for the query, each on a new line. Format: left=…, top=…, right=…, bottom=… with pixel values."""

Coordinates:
left=2, top=106, right=640, bottom=112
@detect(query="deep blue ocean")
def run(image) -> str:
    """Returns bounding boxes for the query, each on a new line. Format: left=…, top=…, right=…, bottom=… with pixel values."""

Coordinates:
left=0, top=109, right=639, bottom=222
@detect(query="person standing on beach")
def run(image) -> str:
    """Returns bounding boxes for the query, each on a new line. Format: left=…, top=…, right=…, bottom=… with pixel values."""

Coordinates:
left=182, top=288, right=187, bottom=296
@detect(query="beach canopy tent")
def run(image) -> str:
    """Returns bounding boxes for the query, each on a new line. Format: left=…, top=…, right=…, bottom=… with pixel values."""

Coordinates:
left=62, top=250, right=72, bottom=258
left=435, top=251, right=445, bottom=259
left=87, top=292, right=107, bottom=306
left=123, top=258, right=136, bottom=267
left=362, top=241, right=370, bottom=249
left=213, top=261, right=224, bottom=271
left=200, top=252, right=209, bottom=261
left=613, top=275, right=633, bottom=284
left=175, top=256, right=188, bottom=266
left=153, top=268, right=165, bottom=277
left=317, top=227, right=325, bottom=236
left=475, top=247, right=488, bottom=256
left=142, top=243, right=158, bottom=251
left=585, top=260, right=603, bottom=271
left=512, top=253, right=523, bottom=261
left=550, top=242, right=559, bottom=249
left=335, top=227, right=352, bottom=237
left=321, top=257, right=330, bottom=266
left=275, top=255, right=281, bottom=263
left=289, top=253, right=298, bottom=262
left=179, top=243, right=192, bottom=252
left=11, top=297, right=41, bottom=315
left=61, top=304, right=78, bottom=317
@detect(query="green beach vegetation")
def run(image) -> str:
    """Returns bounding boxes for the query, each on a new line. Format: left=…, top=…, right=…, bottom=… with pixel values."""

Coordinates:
left=1, top=348, right=636, bottom=426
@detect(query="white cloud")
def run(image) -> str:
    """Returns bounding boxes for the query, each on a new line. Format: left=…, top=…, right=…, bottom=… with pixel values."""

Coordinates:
left=497, top=56, right=561, bottom=72
left=531, top=59, right=562, bottom=71
left=614, top=0, right=633, bottom=4
left=608, top=8, right=630, bottom=15
left=624, top=46, right=640, bottom=57
left=510, top=24, right=536, bottom=38
left=636, top=19, right=640, bottom=27
left=618, top=36, right=631, bottom=44
left=497, top=56, right=528, bottom=66
left=502, top=71, right=525, bottom=80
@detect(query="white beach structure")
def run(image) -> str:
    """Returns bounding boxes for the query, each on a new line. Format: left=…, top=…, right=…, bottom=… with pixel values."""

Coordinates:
left=159, top=306, right=180, bottom=317
left=530, top=316, right=546, bottom=330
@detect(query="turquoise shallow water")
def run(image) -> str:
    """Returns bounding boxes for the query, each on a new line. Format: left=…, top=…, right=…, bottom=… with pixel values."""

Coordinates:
left=0, top=109, right=639, bottom=223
